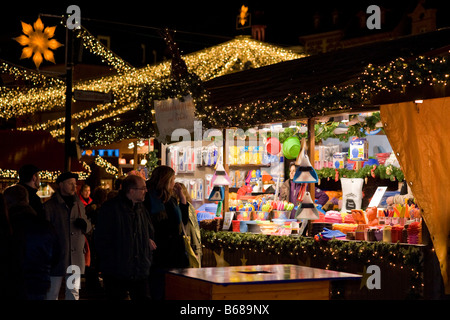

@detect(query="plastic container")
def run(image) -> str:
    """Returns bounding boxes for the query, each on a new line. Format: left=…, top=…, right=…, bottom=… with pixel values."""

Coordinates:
left=232, top=220, right=240, bottom=232
left=252, top=211, right=270, bottom=220
left=266, top=137, right=281, bottom=155
left=197, top=211, right=215, bottom=223
left=272, top=210, right=290, bottom=219
left=282, top=137, right=301, bottom=159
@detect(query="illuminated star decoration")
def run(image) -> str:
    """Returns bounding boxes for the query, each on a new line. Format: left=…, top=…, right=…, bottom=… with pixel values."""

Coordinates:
left=359, top=265, right=371, bottom=290
left=239, top=5, right=249, bottom=26
left=14, top=17, right=63, bottom=69
left=213, top=249, right=230, bottom=267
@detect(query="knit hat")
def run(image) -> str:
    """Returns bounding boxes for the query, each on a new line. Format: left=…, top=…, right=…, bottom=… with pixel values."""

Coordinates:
left=56, top=172, right=78, bottom=184
left=18, top=164, right=40, bottom=183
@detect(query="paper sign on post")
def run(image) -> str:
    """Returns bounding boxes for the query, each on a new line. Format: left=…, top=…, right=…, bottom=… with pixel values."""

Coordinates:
left=222, top=212, right=234, bottom=231
left=154, top=95, right=195, bottom=143
left=368, top=186, right=388, bottom=208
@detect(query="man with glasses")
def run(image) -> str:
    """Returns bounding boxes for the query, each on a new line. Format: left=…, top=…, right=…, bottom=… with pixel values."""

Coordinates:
left=95, top=174, right=156, bottom=300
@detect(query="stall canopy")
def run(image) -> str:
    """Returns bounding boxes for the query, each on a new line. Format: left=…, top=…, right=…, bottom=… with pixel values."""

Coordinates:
left=202, top=28, right=450, bottom=129
left=0, top=130, right=85, bottom=175
left=381, top=97, right=450, bottom=295
left=78, top=28, right=450, bottom=147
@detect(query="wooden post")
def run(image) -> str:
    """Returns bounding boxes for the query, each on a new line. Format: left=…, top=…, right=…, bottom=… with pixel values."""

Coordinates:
left=133, top=140, right=138, bottom=170
left=307, top=118, right=315, bottom=200
left=223, top=129, right=229, bottom=216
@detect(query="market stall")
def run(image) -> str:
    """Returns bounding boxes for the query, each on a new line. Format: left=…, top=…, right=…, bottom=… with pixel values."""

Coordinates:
left=193, top=29, right=450, bottom=299
left=59, top=27, right=450, bottom=298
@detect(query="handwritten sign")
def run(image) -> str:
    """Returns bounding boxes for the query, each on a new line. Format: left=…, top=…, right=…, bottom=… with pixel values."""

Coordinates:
left=154, top=95, right=195, bottom=143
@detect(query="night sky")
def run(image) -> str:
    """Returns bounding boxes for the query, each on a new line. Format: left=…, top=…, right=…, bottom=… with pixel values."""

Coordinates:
left=1, top=0, right=448, bottom=68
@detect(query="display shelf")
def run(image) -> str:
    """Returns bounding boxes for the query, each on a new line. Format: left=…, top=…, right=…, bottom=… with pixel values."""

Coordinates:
left=229, top=164, right=271, bottom=168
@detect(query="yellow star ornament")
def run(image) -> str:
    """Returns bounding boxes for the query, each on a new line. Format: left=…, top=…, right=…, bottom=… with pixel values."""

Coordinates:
left=14, top=17, right=63, bottom=68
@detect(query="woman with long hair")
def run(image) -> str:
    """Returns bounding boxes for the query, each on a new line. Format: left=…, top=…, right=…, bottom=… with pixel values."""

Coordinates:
left=176, top=183, right=202, bottom=267
left=144, top=165, right=189, bottom=299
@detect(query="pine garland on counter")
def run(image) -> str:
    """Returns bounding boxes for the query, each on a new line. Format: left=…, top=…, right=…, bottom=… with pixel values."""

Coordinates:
left=201, top=229, right=424, bottom=298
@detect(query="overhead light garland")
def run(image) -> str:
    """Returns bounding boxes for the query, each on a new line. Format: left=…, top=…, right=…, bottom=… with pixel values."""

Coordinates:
left=2, top=35, right=303, bottom=127
left=2, top=29, right=449, bottom=146
left=76, top=54, right=450, bottom=147
left=94, top=155, right=119, bottom=178
left=76, top=27, right=135, bottom=74
left=0, top=163, right=90, bottom=182
left=78, top=31, right=212, bottom=148
left=0, top=59, right=64, bottom=86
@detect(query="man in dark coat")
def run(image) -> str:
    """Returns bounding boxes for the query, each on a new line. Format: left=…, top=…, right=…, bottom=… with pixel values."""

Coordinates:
left=18, top=164, right=45, bottom=219
left=44, top=172, right=91, bottom=300
left=95, top=174, right=155, bottom=300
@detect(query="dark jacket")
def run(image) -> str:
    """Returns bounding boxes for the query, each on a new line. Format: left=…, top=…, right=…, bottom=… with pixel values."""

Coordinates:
left=94, top=192, right=153, bottom=280
left=145, top=191, right=189, bottom=269
left=19, top=183, right=45, bottom=219
left=280, top=180, right=329, bottom=206
left=9, top=204, right=60, bottom=298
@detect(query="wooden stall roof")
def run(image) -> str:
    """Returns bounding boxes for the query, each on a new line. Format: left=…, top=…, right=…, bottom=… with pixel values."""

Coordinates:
left=204, top=28, right=450, bottom=110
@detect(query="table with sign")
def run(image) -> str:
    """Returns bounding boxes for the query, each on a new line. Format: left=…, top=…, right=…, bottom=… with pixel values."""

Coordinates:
left=165, top=264, right=361, bottom=300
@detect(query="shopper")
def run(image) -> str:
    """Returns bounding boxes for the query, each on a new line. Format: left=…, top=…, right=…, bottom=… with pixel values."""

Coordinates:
left=4, top=184, right=60, bottom=300
left=0, top=193, right=15, bottom=299
left=85, top=186, right=108, bottom=227
left=18, top=164, right=45, bottom=219
left=84, top=186, right=108, bottom=298
left=44, top=172, right=91, bottom=300
left=94, top=174, right=155, bottom=300
left=79, top=184, right=93, bottom=207
left=177, top=183, right=202, bottom=266
left=145, top=165, right=189, bottom=300
left=386, top=180, right=415, bottom=206
left=280, top=162, right=329, bottom=217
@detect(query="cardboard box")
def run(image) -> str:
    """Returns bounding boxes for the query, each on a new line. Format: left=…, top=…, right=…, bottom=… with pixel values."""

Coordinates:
left=349, top=138, right=368, bottom=161
left=333, top=152, right=347, bottom=169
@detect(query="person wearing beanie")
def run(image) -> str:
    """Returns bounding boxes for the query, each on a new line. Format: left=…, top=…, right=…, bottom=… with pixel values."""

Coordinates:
left=18, top=164, right=45, bottom=219
left=44, top=172, right=92, bottom=300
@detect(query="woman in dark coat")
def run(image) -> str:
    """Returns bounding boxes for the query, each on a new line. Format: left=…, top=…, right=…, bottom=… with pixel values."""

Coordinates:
left=144, top=165, right=189, bottom=299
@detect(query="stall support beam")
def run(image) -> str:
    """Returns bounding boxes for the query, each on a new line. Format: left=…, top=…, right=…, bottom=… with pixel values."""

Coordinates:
left=308, top=118, right=315, bottom=200
left=223, top=129, right=229, bottom=216
left=133, top=140, right=138, bottom=170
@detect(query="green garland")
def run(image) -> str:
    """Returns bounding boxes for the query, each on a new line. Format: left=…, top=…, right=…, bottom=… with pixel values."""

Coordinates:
left=275, top=113, right=383, bottom=144
left=145, top=149, right=159, bottom=174
left=317, top=164, right=404, bottom=182
left=201, top=229, right=424, bottom=298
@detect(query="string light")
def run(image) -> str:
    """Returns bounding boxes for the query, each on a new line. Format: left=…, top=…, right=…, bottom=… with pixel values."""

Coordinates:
left=0, top=163, right=90, bottom=182
left=202, top=230, right=426, bottom=298
left=94, top=155, right=119, bottom=178
left=2, top=35, right=303, bottom=135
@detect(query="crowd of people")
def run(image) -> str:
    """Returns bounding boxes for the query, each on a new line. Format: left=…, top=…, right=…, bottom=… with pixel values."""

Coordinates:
left=0, top=164, right=202, bottom=300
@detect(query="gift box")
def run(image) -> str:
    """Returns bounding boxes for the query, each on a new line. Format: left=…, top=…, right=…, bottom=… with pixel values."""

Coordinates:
left=315, top=145, right=341, bottom=169
left=349, top=138, right=368, bottom=161
left=333, top=152, right=347, bottom=169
